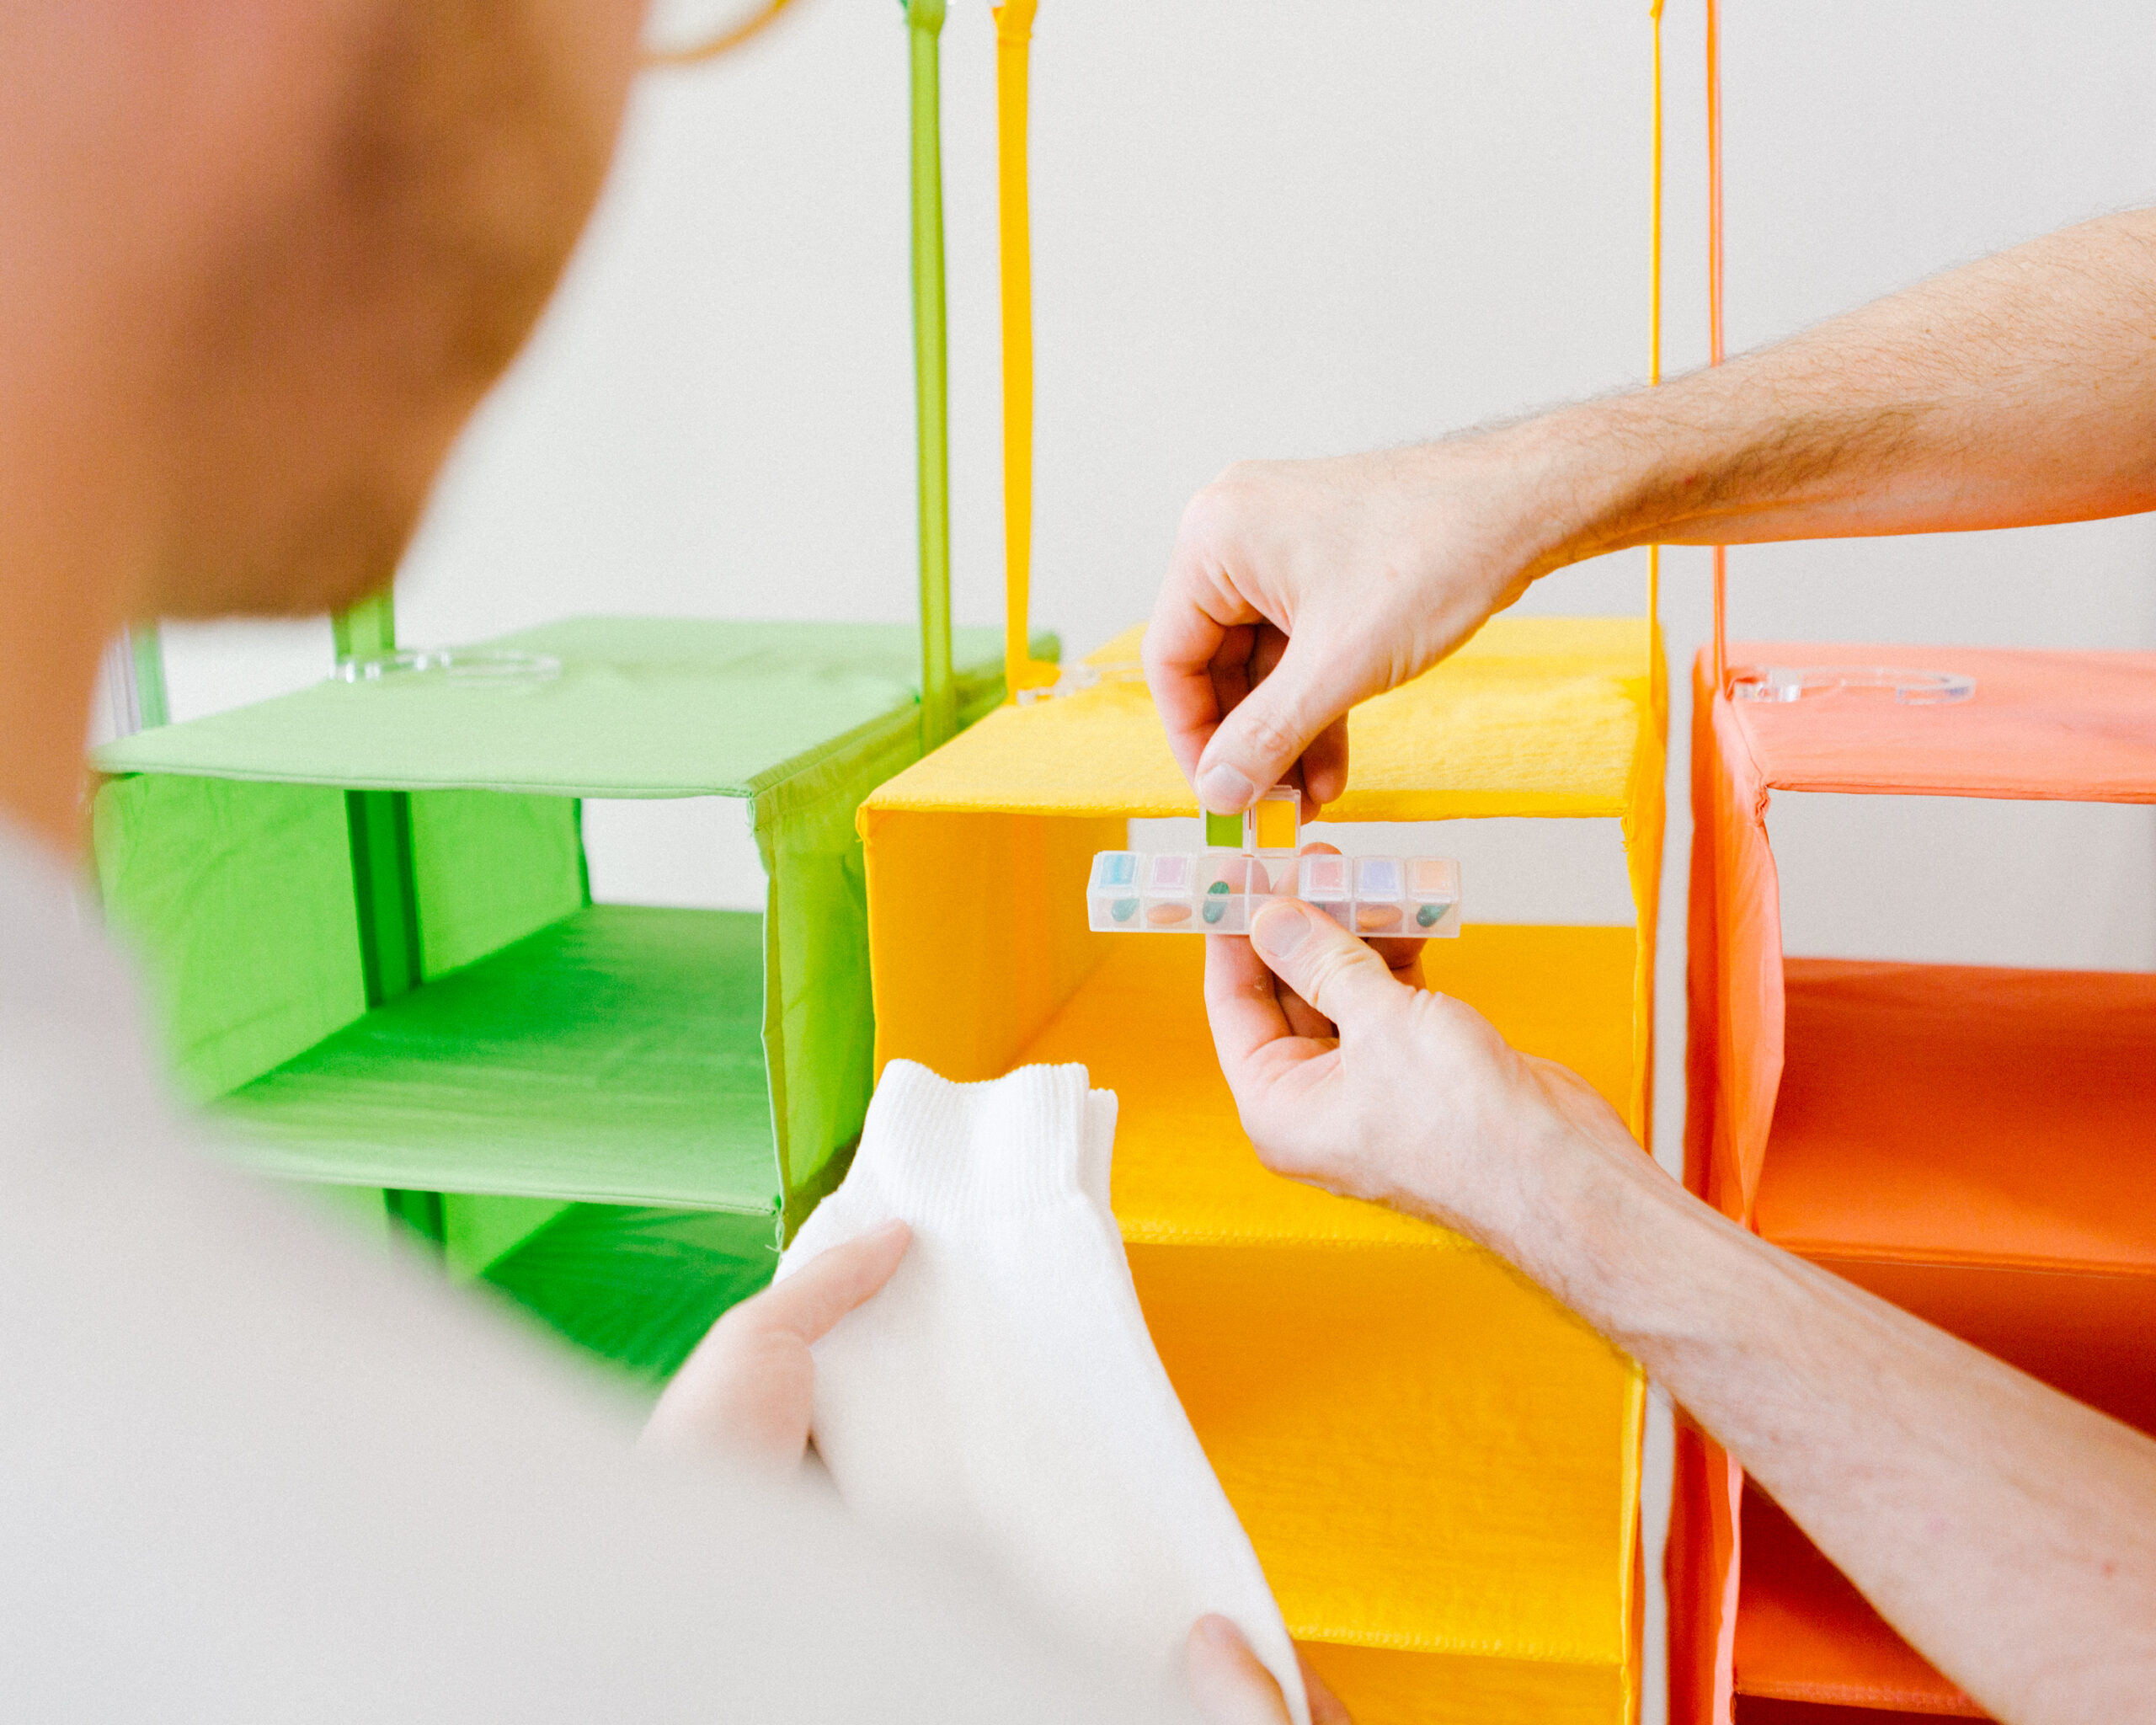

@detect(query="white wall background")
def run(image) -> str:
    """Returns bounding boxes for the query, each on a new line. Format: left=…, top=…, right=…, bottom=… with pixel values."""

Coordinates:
left=146, top=2, right=2156, bottom=1714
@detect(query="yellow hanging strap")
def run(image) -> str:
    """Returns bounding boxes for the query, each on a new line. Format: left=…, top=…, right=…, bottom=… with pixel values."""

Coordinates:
left=994, top=0, right=1060, bottom=699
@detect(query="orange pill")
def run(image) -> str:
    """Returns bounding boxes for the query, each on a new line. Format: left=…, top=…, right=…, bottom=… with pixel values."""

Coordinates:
left=1147, top=902, right=1193, bottom=926
left=1356, top=904, right=1402, bottom=932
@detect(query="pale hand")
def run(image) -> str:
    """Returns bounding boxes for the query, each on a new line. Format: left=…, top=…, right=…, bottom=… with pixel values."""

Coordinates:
left=641, top=1226, right=1353, bottom=1724
left=1208, top=893, right=1646, bottom=1264
left=1143, top=438, right=1571, bottom=817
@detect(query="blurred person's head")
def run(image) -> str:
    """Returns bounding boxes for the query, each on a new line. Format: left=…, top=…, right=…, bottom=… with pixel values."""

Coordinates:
left=0, top=0, right=643, bottom=625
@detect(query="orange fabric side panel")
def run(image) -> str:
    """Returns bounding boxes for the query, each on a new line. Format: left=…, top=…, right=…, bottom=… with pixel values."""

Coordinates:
left=1667, top=1423, right=1742, bottom=1725
left=1722, top=641, right=2156, bottom=802
left=1694, top=652, right=1787, bottom=1222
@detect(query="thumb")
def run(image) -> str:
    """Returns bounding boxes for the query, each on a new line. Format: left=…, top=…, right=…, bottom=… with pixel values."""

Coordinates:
left=1194, top=635, right=1348, bottom=815
left=1248, top=898, right=1401, bottom=1029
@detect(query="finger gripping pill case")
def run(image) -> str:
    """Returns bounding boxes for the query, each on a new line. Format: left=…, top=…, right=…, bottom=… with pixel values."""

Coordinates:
left=1086, top=786, right=1462, bottom=937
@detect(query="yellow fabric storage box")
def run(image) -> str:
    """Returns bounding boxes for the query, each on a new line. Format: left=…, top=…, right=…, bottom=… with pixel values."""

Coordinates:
left=862, top=613, right=1665, bottom=1723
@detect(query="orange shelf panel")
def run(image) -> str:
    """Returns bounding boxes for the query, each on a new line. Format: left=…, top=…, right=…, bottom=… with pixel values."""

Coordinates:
left=1724, top=641, right=2156, bottom=802
left=1735, top=1704, right=1977, bottom=1724
left=1733, top=1485, right=1982, bottom=1717
left=1803, top=1257, right=2156, bottom=1435
left=1016, top=925, right=1639, bottom=1247
left=1758, top=959, right=2156, bottom=1275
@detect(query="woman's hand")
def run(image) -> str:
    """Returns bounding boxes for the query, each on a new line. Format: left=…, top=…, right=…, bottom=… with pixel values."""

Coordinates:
left=639, top=1220, right=911, bottom=1471
left=1184, top=1616, right=1353, bottom=1725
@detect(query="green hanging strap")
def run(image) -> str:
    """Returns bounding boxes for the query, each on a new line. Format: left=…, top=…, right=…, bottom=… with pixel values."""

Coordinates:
left=334, top=590, right=440, bottom=1247
left=328, top=590, right=421, bottom=1007
left=905, top=0, right=956, bottom=750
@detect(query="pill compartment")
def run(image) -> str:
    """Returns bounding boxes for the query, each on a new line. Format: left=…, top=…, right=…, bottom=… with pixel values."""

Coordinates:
left=1409, top=857, right=1463, bottom=937
left=1193, top=849, right=1267, bottom=934
left=1088, top=850, right=1145, bottom=931
left=1142, top=852, right=1198, bottom=929
left=1351, top=857, right=1411, bottom=935
left=1298, top=852, right=1353, bottom=927
left=1247, top=785, right=1302, bottom=854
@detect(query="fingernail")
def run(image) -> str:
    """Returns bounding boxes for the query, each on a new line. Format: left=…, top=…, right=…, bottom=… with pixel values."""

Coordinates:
left=1197, top=761, right=1257, bottom=815
left=1190, top=1613, right=1239, bottom=1651
left=1250, top=900, right=1310, bottom=959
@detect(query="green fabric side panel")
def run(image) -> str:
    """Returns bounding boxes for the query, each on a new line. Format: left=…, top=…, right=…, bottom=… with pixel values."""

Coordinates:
left=754, top=710, right=924, bottom=1213
left=481, top=1204, right=781, bottom=1391
left=211, top=905, right=780, bottom=1210
left=408, top=791, right=584, bottom=980
left=747, top=638, right=1043, bottom=1221
left=93, top=618, right=1027, bottom=798
left=93, top=775, right=366, bottom=1101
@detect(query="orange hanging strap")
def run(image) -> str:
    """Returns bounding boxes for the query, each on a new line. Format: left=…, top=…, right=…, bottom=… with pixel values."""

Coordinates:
left=995, top=0, right=1059, bottom=699
left=1705, top=0, right=1728, bottom=692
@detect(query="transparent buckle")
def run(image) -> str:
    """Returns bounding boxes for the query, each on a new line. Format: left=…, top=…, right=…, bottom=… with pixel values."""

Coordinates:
left=1014, top=660, right=1144, bottom=705
left=336, top=649, right=562, bottom=686
left=1729, top=665, right=1974, bottom=706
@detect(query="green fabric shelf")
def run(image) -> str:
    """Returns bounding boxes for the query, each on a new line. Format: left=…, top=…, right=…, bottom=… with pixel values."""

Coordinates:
left=481, top=1203, right=781, bottom=1391
left=212, top=905, right=777, bottom=1210
left=93, top=616, right=1057, bottom=1233
left=93, top=617, right=1032, bottom=796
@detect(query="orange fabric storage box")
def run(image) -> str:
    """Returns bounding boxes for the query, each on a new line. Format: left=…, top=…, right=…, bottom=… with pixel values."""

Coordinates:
left=1673, top=641, right=2156, bottom=1725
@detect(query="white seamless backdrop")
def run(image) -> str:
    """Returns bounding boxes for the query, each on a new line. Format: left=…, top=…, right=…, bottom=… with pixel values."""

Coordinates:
left=144, top=5, right=2156, bottom=1718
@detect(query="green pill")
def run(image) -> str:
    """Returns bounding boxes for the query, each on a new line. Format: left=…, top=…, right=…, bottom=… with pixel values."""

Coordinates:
left=1112, top=898, right=1139, bottom=923
left=1202, top=879, right=1230, bottom=924
left=1417, top=902, right=1445, bottom=928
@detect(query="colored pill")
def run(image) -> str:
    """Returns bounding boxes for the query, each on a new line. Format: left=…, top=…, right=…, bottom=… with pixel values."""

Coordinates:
left=1148, top=902, right=1193, bottom=926
left=1113, top=898, right=1139, bottom=922
left=1357, top=905, right=1402, bottom=932
left=1203, top=880, right=1230, bottom=924
left=1417, top=902, right=1447, bottom=928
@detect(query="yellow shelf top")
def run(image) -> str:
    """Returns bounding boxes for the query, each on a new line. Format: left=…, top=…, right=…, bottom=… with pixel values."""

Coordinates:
left=866, top=615, right=1660, bottom=824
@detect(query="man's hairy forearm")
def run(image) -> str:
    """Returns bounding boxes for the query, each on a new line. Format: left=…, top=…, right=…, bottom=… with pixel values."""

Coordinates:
left=1517, top=207, right=2156, bottom=564
left=1518, top=1138, right=2156, bottom=1725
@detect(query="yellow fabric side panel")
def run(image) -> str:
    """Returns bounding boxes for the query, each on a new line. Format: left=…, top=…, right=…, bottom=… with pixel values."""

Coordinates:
left=864, top=616, right=1656, bottom=823
left=1298, top=1641, right=1630, bottom=1725
left=1624, top=619, right=1671, bottom=1140
left=1014, top=925, right=1636, bottom=1246
left=863, top=806, right=1120, bottom=1081
left=1134, top=1242, right=1636, bottom=1663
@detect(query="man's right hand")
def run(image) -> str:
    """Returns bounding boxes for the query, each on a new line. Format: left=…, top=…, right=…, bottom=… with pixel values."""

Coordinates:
left=1206, top=892, right=1648, bottom=1269
left=1142, top=435, right=1589, bottom=816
